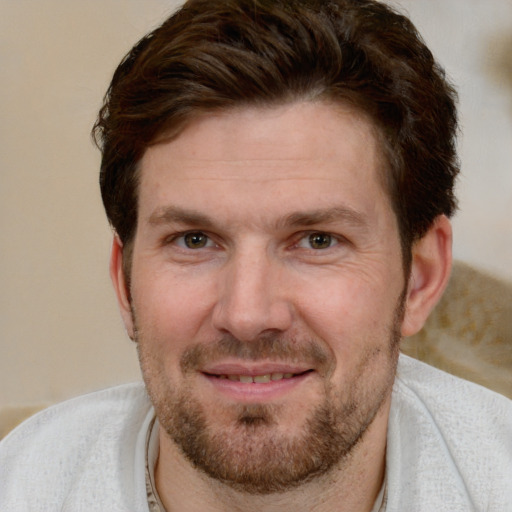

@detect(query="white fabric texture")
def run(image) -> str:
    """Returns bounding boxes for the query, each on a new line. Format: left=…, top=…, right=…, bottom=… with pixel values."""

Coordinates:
left=0, top=355, right=511, bottom=511
left=0, top=383, right=154, bottom=512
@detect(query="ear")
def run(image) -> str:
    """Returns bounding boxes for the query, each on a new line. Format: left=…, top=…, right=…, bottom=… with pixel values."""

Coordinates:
left=401, top=215, right=453, bottom=337
left=110, top=234, right=135, bottom=340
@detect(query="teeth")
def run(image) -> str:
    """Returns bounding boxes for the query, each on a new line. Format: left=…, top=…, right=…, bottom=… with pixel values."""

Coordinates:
left=253, top=374, right=271, bottom=383
left=218, top=372, right=297, bottom=383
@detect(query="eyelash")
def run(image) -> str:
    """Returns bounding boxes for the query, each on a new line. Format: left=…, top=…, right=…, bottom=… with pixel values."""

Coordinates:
left=165, top=231, right=216, bottom=250
left=295, top=231, right=343, bottom=251
left=165, top=230, right=346, bottom=252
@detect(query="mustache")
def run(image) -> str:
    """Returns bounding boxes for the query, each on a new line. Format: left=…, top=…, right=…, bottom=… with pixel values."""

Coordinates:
left=180, top=332, right=331, bottom=373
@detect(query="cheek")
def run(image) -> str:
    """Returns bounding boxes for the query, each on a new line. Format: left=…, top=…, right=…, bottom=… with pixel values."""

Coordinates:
left=294, top=272, right=399, bottom=352
left=131, top=270, right=218, bottom=354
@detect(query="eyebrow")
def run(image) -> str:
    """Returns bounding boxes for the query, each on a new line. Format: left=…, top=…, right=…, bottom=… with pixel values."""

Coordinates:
left=148, top=206, right=215, bottom=228
left=283, top=207, right=369, bottom=230
left=148, top=205, right=369, bottom=231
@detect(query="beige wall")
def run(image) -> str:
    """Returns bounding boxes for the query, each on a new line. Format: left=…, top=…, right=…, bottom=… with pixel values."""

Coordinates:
left=1, top=0, right=511, bottom=408
left=397, top=0, right=512, bottom=280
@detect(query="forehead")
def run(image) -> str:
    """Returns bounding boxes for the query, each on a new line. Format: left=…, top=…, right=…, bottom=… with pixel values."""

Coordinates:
left=138, top=101, right=391, bottom=223
left=149, top=101, right=382, bottom=165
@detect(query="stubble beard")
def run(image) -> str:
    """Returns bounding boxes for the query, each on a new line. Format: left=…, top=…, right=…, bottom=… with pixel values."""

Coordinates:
left=136, top=297, right=404, bottom=495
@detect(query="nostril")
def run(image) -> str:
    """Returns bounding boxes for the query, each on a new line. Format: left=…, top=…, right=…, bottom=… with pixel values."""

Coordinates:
left=211, top=261, right=294, bottom=339
left=212, top=304, right=292, bottom=342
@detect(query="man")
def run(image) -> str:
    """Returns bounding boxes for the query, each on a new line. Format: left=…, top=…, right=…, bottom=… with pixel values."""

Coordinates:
left=1, top=0, right=511, bottom=510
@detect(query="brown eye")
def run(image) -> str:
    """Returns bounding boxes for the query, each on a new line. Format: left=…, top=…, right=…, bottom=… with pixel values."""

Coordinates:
left=183, top=232, right=209, bottom=249
left=308, top=232, right=333, bottom=249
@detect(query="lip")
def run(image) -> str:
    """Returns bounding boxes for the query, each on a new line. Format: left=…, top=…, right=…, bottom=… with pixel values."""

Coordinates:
left=200, top=361, right=314, bottom=403
left=202, top=361, right=312, bottom=376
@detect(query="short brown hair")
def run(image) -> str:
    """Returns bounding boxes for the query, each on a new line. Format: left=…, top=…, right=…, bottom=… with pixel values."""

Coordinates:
left=93, top=0, right=458, bottom=268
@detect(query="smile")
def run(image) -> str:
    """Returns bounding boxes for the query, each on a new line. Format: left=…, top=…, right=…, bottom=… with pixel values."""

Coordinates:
left=214, top=372, right=301, bottom=383
left=200, top=367, right=314, bottom=402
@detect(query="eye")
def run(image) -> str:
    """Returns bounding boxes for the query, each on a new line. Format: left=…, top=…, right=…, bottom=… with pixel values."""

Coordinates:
left=177, top=231, right=213, bottom=249
left=298, top=232, right=338, bottom=250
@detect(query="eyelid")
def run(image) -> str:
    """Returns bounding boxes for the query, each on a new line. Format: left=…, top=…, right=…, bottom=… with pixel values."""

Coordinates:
left=294, top=230, right=347, bottom=250
left=161, top=229, right=348, bottom=252
left=164, top=230, right=216, bottom=249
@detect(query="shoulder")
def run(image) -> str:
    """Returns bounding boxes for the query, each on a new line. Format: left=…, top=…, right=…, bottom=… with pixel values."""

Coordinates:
left=0, top=382, right=151, bottom=450
left=0, top=382, right=153, bottom=511
left=386, top=354, right=512, bottom=511
left=394, top=354, right=512, bottom=429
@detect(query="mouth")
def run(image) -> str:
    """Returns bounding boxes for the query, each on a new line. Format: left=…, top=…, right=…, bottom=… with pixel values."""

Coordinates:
left=200, top=365, right=315, bottom=402
left=205, top=370, right=313, bottom=383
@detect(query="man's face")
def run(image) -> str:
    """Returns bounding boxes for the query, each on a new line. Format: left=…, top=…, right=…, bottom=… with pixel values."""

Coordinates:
left=121, top=101, right=407, bottom=493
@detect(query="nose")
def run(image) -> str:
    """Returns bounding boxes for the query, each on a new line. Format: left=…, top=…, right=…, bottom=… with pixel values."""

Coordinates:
left=212, top=247, right=293, bottom=342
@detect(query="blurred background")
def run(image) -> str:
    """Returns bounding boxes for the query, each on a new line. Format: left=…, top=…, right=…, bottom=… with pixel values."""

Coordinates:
left=1, top=0, right=511, bottom=409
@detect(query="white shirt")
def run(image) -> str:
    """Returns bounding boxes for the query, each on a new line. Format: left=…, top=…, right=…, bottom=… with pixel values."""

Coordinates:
left=1, top=355, right=511, bottom=511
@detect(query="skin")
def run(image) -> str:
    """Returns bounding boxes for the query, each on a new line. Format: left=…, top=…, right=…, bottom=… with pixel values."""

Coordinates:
left=110, top=101, right=452, bottom=512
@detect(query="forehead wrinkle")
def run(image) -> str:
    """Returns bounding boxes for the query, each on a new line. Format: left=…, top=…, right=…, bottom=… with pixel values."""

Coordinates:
left=153, top=158, right=356, bottom=182
left=170, top=176, right=350, bottom=185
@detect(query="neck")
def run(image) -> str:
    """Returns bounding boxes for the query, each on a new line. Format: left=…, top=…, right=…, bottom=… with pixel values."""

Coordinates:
left=154, top=395, right=390, bottom=512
